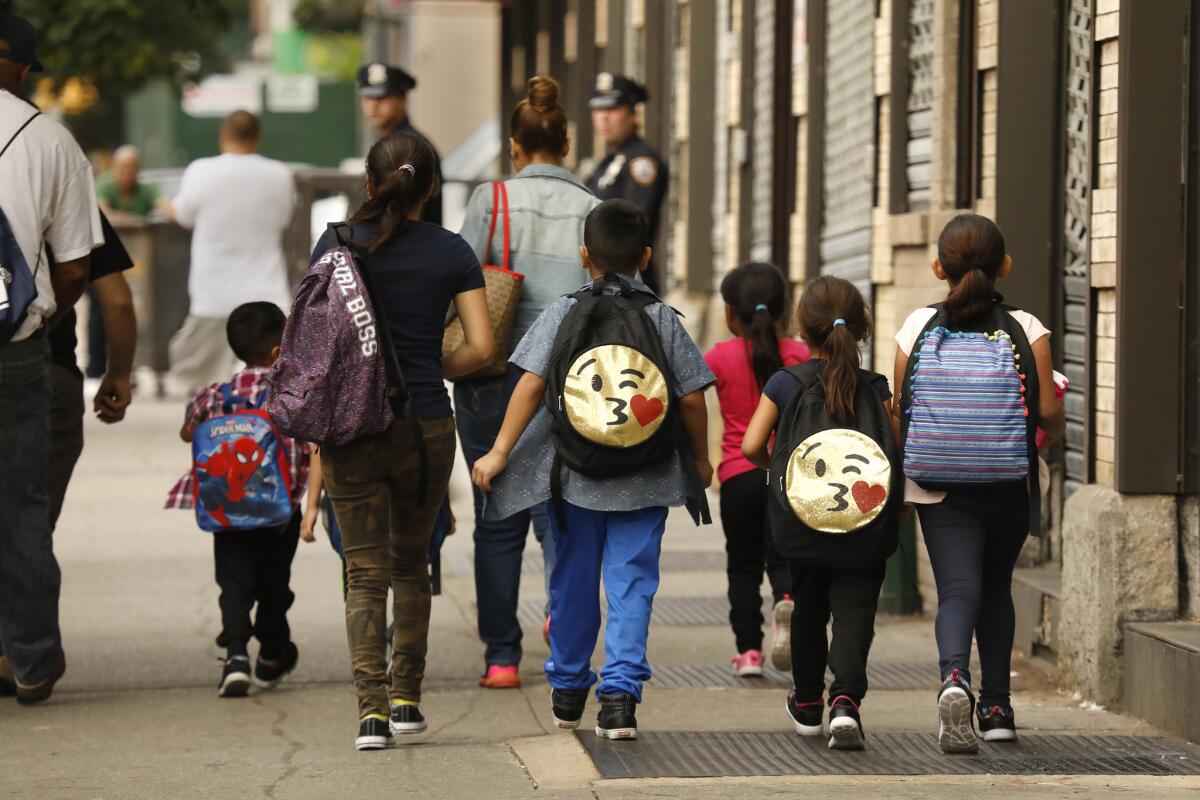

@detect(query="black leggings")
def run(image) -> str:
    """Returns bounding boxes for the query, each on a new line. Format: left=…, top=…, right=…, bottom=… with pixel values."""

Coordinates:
left=916, top=483, right=1030, bottom=707
left=719, top=470, right=790, bottom=652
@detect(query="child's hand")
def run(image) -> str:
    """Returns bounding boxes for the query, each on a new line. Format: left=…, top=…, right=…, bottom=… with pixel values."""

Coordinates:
left=471, top=450, right=508, bottom=492
left=695, top=459, right=714, bottom=489
left=300, top=505, right=318, bottom=543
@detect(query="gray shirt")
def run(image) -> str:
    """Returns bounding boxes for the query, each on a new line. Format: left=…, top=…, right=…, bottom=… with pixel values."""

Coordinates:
left=484, top=275, right=716, bottom=519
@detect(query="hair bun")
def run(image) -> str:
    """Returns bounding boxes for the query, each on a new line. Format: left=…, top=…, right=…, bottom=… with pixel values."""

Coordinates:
left=526, top=75, right=560, bottom=112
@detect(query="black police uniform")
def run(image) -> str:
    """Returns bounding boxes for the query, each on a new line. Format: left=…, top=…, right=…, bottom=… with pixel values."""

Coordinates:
left=357, top=62, right=444, bottom=227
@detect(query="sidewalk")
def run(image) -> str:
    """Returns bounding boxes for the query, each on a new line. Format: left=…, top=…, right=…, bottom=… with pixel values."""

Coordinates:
left=1, top=397, right=1197, bottom=799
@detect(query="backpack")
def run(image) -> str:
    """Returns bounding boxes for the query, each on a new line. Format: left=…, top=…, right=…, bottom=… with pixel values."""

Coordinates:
left=766, top=361, right=901, bottom=568
left=544, top=273, right=709, bottom=526
left=192, top=384, right=294, bottom=533
left=0, top=112, right=41, bottom=343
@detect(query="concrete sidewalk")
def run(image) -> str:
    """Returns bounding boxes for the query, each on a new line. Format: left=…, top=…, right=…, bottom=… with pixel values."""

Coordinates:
left=1, top=398, right=1196, bottom=799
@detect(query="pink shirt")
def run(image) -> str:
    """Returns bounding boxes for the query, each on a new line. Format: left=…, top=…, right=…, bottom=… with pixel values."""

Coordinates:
left=705, top=337, right=810, bottom=484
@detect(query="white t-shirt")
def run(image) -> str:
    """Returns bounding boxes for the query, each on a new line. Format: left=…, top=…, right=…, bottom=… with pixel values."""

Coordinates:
left=172, top=153, right=295, bottom=318
left=0, top=90, right=103, bottom=341
left=894, top=305, right=1052, bottom=504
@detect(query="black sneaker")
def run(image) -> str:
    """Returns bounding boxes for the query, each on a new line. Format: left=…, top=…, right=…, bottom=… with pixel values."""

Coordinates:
left=356, top=716, right=393, bottom=751
left=595, top=692, right=637, bottom=740
left=786, top=690, right=824, bottom=736
left=254, top=642, right=299, bottom=689
left=937, top=668, right=978, bottom=754
left=552, top=688, right=589, bottom=730
left=218, top=655, right=252, bottom=698
left=389, top=703, right=428, bottom=735
left=827, top=695, right=865, bottom=750
left=977, top=703, right=1017, bottom=742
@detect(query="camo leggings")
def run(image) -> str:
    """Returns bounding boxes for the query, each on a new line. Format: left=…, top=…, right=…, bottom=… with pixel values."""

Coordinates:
left=321, top=416, right=456, bottom=718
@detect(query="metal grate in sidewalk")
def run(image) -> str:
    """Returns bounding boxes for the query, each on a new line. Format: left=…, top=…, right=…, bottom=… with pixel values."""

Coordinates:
left=650, top=661, right=938, bottom=690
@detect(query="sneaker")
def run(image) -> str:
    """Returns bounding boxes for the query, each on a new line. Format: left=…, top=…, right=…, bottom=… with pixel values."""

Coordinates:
left=0, top=655, right=15, bottom=697
left=786, top=690, right=824, bottom=736
left=389, top=702, right=428, bottom=735
left=770, top=595, right=794, bottom=671
left=218, top=655, right=252, bottom=698
left=254, top=642, right=299, bottom=689
left=543, top=614, right=551, bottom=646
left=827, top=695, right=865, bottom=750
left=356, top=715, right=393, bottom=750
left=479, top=664, right=521, bottom=689
left=937, top=668, right=979, bottom=754
left=731, top=649, right=765, bottom=677
left=595, top=692, right=637, bottom=740
left=977, top=703, right=1017, bottom=742
left=551, top=688, right=589, bottom=729
left=15, top=649, right=66, bottom=706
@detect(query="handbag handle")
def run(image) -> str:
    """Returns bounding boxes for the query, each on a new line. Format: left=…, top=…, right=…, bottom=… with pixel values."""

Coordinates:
left=483, top=181, right=511, bottom=272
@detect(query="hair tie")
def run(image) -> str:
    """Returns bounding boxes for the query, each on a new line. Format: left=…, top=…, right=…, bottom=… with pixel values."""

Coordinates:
left=833, top=319, right=846, bottom=328
left=754, top=304, right=769, bottom=313
left=395, top=164, right=416, bottom=177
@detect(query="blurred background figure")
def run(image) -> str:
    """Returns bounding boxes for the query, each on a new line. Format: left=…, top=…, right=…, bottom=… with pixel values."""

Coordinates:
left=96, top=145, right=158, bottom=219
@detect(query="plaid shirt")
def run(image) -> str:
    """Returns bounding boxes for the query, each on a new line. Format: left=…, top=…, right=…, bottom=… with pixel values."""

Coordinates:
left=164, top=366, right=310, bottom=511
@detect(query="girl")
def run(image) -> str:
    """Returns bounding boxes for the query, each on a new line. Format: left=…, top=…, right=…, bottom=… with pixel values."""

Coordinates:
left=704, top=263, right=808, bottom=676
left=893, top=214, right=1064, bottom=753
left=742, top=276, right=896, bottom=750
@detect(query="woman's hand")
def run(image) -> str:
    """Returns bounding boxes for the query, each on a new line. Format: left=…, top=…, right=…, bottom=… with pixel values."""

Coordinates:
left=472, top=450, right=509, bottom=492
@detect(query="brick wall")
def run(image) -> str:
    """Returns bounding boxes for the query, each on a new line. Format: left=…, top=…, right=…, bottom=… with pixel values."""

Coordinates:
left=1092, top=8, right=1118, bottom=488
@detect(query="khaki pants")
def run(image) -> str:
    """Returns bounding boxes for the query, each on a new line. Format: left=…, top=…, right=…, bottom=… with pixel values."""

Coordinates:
left=168, top=314, right=238, bottom=393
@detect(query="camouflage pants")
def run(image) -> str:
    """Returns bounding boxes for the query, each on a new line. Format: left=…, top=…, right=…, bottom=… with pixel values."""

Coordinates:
left=321, top=416, right=456, bottom=718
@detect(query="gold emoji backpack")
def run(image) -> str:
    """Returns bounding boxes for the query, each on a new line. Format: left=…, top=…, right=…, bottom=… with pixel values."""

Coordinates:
left=766, top=361, right=901, bottom=567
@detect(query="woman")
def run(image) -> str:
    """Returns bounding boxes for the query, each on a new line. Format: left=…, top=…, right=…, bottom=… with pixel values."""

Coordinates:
left=457, top=75, right=600, bottom=688
left=313, top=131, right=494, bottom=751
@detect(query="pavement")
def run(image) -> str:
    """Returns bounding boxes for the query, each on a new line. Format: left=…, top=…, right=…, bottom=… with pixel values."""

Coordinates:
left=2, top=395, right=1198, bottom=799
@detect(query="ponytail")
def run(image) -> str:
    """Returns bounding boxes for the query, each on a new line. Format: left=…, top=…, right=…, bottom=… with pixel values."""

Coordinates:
left=943, top=266, right=995, bottom=323
left=936, top=213, right=1007, bottom=323
left=350, top=131, right=438, bottom=252
left=719, top=262, right=789, bottom=389
left=796, top=276, right=871, bottom=424
left=821, top=321, right=861, bottom=423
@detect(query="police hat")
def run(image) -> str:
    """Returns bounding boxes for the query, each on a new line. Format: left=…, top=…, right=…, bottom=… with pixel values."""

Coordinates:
left=356, top=62, right=416, bottom=98
left=589, top=73, right=647, bottom=109
left=0, top=12, right=43, bottom=72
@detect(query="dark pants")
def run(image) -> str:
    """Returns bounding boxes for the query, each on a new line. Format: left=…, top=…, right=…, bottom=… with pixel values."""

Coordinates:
left=719, top=469, right=790, bottom=652
left=917, top=484, right=1030, bottom=707
left=789, top=562, right=886, bottom=704
left=0, top=337, right=63, bottom=685
left=213, top=511, right=301, bottom=658
left=47, top=364, right=85, bottom=530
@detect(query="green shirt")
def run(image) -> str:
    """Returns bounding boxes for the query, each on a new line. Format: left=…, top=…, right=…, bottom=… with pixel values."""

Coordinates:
left=96, top=174, right=158, bottom=216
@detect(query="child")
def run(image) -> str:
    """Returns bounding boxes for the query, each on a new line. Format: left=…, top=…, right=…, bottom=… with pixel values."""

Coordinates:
left=164, top=302, right=310, bottom=698
left=471, top=199, right=715, bottom=740
left=705, top=263, right=808, bottom=676
left=893, top=214, right=1064, bottom=752
left=742, top=276, right=897, bottom=750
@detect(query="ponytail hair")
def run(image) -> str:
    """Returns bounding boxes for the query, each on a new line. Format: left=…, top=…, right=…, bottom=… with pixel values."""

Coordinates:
left=796, top=276, right=871, bottom=423
left=510, top=75, right=569, bottom=158
left=350, top=130, right=439, bottom=252
left=719, top=262, right=790, bottom=389
left=937, top=213, right=1007, bottom=323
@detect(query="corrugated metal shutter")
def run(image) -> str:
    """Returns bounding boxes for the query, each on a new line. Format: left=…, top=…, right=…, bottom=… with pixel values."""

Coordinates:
left=907, top=0, right=934, bottom=211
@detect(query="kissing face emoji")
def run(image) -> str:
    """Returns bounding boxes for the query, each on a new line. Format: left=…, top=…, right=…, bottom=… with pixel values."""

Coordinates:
left=785, top=429, right=891, bottom=533
left=564, top=345, right=669, bottom=448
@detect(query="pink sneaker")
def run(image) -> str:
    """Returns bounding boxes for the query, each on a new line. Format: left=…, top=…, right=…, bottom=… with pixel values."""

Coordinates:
left=479, top=664, right=521, bottom=689
left=731, top=650, right=765, bottom=677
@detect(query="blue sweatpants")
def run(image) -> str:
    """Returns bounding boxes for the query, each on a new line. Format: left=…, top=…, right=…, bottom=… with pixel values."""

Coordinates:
left=544, top=502, right=668, bottom=701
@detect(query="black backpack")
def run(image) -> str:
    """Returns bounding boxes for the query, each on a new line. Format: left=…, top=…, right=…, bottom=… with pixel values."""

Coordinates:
left=766, top=361, right=901, bottom=568
left=544, top=273, right=709, bottom=527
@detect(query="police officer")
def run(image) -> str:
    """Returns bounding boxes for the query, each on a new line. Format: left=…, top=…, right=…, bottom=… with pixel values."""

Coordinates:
left=586, top=73, right=668, bottom=293
left=356, top=61, right=443, bottom=226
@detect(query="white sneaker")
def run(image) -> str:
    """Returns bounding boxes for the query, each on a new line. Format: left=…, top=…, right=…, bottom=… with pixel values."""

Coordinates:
left=770, top=596, right=794, bottom=671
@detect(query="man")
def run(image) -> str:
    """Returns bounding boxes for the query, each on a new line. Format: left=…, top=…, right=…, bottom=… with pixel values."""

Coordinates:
left=357, top=61, right=443, bottom=226
left=586, top=73, right=668, bottom=294
left=165, top=110, right=294, bottom=392
left=96, top=146, right=158, bottom=219
left=0, top=11, right=101, bottom=705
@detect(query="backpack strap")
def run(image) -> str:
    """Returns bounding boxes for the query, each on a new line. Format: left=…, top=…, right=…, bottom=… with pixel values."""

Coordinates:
left=219, top=383, right=254, bottom=415
left=0, top=112, right=39, bottom=162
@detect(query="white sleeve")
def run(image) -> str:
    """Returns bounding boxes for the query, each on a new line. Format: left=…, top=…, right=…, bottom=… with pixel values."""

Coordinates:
left=44, top=158, right=103, bottom=262
left=171, top=163, right=201, bottom=228
left=1014, top=311, right=1051, bottom=345
left=894, top=308, right=937, bottom=356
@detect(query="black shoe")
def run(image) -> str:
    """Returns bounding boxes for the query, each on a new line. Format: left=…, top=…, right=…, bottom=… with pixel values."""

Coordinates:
left=595, top=692, right=637, bottom=740
left=827, top=695, right=865, bottom=750
left=552, top=688, right=589, bottom=730
left=15, top=650, right=66, bottom=706
left=389, top=703, right=428, bottom=735
left=978, top=703, right=1017, bottom=742
left=254, top=642, right=299, bottom=689
left=937, top=668, right=978, bottom=754
left=786, top=690, right=824, bottom=736
left=0, top=656, right=15, bottom=697
left=356, top=716, right=393, bottom=750
left=218, top=655, right=252, bottom=698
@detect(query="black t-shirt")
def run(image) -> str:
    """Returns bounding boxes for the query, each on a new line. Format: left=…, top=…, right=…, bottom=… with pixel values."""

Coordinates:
left=311, top=221, right=484, bottom=417
left=763, top=360, right=892, bottom=411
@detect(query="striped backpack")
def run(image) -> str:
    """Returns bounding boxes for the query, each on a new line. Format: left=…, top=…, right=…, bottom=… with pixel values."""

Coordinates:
left=899, top=301, right=1040, bottom=491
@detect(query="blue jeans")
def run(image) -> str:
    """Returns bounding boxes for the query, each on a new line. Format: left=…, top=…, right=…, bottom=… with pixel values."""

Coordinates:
left=0, top=338, right=63, bottom=684
left=454, top=371, right=555, bottom=666
left=545, top=502, right=667, bottom=701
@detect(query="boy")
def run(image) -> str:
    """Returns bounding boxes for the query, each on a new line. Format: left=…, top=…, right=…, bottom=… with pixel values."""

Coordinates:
left=165, top=302, right=309, bottom=697
left=472, top=199, right=715, bottom=739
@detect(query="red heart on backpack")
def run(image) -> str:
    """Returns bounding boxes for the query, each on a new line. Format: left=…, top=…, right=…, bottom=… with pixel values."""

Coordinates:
left=852, top=481, right=886, bottom=514
left=630, top=394, right=665, bottom=427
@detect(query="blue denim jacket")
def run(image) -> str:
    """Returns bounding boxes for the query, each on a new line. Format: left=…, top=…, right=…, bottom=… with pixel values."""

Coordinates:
left=459, top=164, right=599, bottom=346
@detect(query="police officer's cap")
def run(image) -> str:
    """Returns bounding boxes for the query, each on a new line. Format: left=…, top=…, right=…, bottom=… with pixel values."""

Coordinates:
left=356, top=62, right=416, bottom=98
left=589, top=73, right=647, bottom=109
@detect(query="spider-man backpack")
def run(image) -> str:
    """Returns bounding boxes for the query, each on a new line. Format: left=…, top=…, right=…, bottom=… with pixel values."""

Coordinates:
left=192, top=385, right=294, bottom=533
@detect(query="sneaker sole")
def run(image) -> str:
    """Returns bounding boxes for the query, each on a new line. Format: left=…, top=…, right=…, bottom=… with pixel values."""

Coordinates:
left=553, top=716, right=582, bottom=730
left=733, top=665, right=765, bottom=677
left=828, top=717, right=865, bottom=750
left=595, top=726, right=637, bottom=740
left=771, top=601, right=794, bottom=671
left=390, top=721, right=428, bottom=736
left=981, top=727, right=1017, bottom=742
left=479, top=678, right=522, bottom=689
left=219, top=672, right=252, bottom=698
left=938, top=687, right=978, bottom=753
left=355, top=735, right=393, bottom=751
